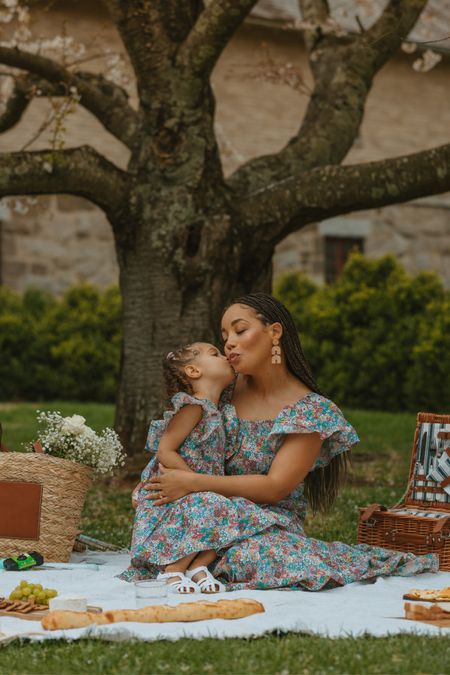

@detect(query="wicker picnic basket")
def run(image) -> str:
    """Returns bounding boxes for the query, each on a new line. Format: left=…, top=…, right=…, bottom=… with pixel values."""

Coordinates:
left=0, top=450, right=92, bottom=562
left=357, top=412, right=450, bottom=570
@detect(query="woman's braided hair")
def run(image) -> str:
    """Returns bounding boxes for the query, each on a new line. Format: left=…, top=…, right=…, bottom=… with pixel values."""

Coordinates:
left=162, top=344, right=200, bottom=407
left=224, top=292, right=348, bottom=514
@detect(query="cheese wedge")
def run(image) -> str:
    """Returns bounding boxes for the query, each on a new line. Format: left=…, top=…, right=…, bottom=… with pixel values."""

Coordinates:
left=48, top=595, right=87, bottom=612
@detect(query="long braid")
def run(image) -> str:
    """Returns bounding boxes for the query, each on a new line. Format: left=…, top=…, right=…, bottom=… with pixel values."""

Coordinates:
left=225, top=292, right=348, bottom=514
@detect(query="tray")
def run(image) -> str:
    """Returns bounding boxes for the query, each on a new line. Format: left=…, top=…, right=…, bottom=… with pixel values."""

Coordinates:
left=0, top=605, right=102, bottom=621
left=403, top=594, right=450, bottom=603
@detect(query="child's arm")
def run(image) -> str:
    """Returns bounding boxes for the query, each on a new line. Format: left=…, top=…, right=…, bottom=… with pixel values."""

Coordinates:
left=156, top=404, right=203, bottom=472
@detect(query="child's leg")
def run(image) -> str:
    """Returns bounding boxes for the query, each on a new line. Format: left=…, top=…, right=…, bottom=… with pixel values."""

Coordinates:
left=164, top=551, right=198, bottom=575
left=187, top=549, right=217, bottom=572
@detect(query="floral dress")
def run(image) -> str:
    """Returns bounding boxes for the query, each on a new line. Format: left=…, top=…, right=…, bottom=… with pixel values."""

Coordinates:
left=210, top=389, right=439, bottom=590
left=119, top=392, right=292, bottom=581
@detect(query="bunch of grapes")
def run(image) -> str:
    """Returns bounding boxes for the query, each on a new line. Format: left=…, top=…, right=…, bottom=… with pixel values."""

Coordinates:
left=9, top=580, right=58, bottom=605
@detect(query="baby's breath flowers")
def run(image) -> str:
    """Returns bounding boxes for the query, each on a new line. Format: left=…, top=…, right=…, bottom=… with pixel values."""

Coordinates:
left=27, top=411, right=125, bottom=474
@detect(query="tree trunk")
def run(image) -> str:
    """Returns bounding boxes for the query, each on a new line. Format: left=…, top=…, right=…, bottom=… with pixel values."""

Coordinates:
left=112, top=183, right=269, bottom=458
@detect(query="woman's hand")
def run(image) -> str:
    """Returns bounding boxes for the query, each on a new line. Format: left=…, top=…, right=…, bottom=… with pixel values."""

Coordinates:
left=142, top=464, right=197, bottom=505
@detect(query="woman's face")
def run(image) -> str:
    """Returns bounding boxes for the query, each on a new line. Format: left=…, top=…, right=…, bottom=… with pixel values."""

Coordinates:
left=221, top=304, right=275, bottom=374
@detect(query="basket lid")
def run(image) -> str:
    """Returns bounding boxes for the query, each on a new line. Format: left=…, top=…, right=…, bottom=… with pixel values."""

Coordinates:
left=405, top=412, right=450, bottom=510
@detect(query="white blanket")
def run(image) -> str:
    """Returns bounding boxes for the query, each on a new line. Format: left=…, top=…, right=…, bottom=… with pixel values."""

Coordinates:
left=1, top=552, right=449, bottom=642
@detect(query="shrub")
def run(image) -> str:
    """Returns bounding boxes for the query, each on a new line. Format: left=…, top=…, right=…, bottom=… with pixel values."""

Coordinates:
left=275, top=253, right=450, bottom=412
left=0, top=284, right=121, bottom=402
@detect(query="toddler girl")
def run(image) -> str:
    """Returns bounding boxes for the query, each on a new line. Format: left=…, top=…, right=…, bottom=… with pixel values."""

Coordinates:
left=120, top=341, right=290, bottom=594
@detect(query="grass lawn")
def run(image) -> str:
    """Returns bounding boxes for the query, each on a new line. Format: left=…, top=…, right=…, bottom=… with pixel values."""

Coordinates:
left=1, top=403, right=449, bottom=674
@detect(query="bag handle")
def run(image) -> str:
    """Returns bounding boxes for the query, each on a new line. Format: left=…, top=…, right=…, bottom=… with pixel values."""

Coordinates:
left=360, top=503, right=387, bottom=522
left=33, top=441, right=44, bottom=454
left=0, top=422, right=7, bottom=452
left=433, top=515, right=450, bottom=535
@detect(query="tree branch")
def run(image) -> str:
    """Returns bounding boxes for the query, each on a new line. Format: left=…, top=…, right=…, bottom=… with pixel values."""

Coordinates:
left=362, top=0, right=427, bottom=69
left=229, top=0, right=428, bottom=197
left=100, top=1, right=174, bottom=102
left=0, top=75, right=30, bottom=133
left=0, top=46, right=138, bottom=148
left=0, top=146, right=130, bottom=217
left=178, top=0, right=259, bottom=76
left=298, top=0, right=330, bottom=53
left=239, top=144, right=450, bottom=244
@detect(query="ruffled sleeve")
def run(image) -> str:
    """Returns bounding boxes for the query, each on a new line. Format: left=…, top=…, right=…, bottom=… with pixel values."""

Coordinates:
left=144, top=392, right=221, bottom=456
left=269, top=394, right=359, bottom=471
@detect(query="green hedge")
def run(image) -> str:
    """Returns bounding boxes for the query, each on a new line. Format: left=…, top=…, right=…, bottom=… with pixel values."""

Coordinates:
left=1, top=254, right=449, bottom=411
left=0, top=284, right=121, bottom=402
left=274, top=253, right=450, bottom=413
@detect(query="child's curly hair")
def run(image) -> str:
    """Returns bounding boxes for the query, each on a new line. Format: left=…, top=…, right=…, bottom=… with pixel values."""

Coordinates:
left=162, top=343, right=201, bottom=406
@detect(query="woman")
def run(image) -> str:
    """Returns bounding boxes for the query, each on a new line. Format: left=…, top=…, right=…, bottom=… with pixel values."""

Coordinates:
left=145, top=293, right=438, bottom=590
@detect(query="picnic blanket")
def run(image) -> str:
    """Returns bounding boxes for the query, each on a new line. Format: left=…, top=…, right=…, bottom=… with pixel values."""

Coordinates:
left=1, top=552, right=450, bottom=643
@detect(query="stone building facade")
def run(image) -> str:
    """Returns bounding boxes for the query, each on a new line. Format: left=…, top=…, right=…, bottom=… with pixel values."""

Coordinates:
left=1, top=1, right=449, bottom=292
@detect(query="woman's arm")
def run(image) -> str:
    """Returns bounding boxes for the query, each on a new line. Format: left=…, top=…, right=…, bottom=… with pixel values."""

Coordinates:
left=156, top=404, right=202, bottom=472
left=146, top=432, right=322, bottom=505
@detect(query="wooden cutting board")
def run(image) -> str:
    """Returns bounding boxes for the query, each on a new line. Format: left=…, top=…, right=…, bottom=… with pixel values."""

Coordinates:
left=402, top=594, right=450, bottom=602
left=0, top=605, right=102, bottom=621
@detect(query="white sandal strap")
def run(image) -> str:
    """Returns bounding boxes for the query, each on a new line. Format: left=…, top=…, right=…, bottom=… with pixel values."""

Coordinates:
left=157, top=572, right=199, bottom=594
left=186, top=566, right=225, bottom=593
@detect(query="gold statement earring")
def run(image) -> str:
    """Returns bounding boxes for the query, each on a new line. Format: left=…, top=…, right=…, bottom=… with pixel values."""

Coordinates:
left=271, top=337, right=281, bottom=364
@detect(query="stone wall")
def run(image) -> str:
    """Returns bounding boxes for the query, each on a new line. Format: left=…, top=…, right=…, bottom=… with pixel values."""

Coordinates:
left=1, top=6, right=449, bottom=292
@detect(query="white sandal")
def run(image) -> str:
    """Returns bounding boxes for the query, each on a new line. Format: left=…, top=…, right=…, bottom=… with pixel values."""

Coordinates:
left=157, top=571, right=199, bottom=594
left=185, top=566, right=225, bottom=594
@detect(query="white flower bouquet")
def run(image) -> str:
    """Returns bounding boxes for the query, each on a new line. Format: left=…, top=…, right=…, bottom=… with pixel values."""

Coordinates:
left=27, top=411, right=125, bottom=474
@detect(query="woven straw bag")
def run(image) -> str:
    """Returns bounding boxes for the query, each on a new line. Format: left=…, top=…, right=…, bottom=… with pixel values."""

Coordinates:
left=0, top=450, right=92, bottom=562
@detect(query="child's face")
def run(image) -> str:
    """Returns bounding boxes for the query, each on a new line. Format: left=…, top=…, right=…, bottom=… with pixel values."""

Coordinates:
left=190, top=342, right=236, bottom=385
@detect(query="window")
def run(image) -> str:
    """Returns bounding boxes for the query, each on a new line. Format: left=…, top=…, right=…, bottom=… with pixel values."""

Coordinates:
left=324, top=236, right=364, bottom=284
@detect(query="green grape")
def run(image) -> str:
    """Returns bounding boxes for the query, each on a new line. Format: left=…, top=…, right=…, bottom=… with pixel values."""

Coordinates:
left=37, top=591, right=46, bottom=602
left=19, top=580, right=28, bottom=588
left=48, top=589, right=58, bottom=598
left=28, top=594, right=35, bottom=603
left=21, top=587, right=31, bottom=597
left=34, top=584, right=43, bottom=592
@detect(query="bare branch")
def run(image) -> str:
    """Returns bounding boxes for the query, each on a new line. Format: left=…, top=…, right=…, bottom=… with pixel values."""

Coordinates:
left=298, top=0, right=330, bottom=52
left=239, top=144, right=450, bottom=244
left=0, top=46, right=138, bottom=148
left=178, top=0, right=259, bottom=76
left=0, top=76, right=29, bottom=133
left=0, top=145, right=130, bottom=217
left=100, top=1, right=173, bottom=100
left=229, top=0, right=429, bottom=198
left=362, top=0, right=428, bottom=69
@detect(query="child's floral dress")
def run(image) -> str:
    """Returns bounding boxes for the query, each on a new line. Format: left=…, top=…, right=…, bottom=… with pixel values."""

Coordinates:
left=119, top=392, right=292, bottom=581
left=210, top=388, right=439, bottom=590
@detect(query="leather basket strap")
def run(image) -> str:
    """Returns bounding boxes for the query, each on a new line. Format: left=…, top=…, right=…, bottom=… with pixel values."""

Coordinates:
left=361, top=503, right=387, bottom=522
left=0, top=422, right=7, bottom=452
left=433, top=516, right=450, bottom=534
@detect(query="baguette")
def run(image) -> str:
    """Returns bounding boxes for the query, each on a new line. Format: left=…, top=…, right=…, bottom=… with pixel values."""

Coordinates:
left=42, top=598, right=265, bottom=631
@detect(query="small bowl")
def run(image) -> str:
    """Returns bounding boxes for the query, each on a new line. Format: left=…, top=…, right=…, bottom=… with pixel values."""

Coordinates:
left=134, top=579, right=167, bottom=599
